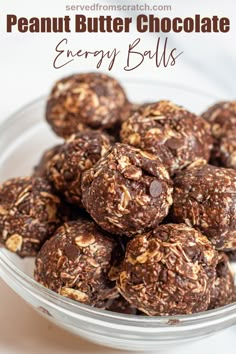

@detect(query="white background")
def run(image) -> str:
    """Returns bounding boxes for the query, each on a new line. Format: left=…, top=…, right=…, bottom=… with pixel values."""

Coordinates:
left=1, top=1, right=236, bottom=353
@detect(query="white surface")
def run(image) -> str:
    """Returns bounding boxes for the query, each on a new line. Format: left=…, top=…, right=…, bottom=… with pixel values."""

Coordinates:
left=1, top=0, right=236, bottom=353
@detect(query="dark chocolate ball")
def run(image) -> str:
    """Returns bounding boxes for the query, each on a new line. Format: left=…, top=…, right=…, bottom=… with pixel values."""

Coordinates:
left=202, top=101, right=236, bottom=140
left=34, top=220, right=118, bottom=307
left=226, top=249, right=236, bottom=262
left=172, top=163, right=236, bottom=250
left=117, top=224, right=218, bottom=316
left=217, top=136, right=236, bottom=169
left=202, top=101, right=236, bottom=168
left=47, top=131, right=112, bottom=205
left=46, top=73, right=130, bottom=138
left=0, top=177, right=61, bottom=257
left=121, top=100, right=213, bottom=176
left=82, top=143, right=173, bottom=237
left=209, top=252, right=235, bottom=309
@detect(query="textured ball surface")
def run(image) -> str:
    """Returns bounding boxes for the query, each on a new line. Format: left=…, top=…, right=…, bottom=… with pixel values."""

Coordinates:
left=34, top=220, right=118, bottom=307
left=117, top=224, right=218, bottom=316
left=47, top=131, right=112, bottom=205
left=121, top=100, right=213, bottom=175
left=46, top=73, right=129, bottom=138
left=0, top=177, right=61, bottom=257
left=82, top=143, right=173, bottom=237
left=172, top=163, right=236, bottom=250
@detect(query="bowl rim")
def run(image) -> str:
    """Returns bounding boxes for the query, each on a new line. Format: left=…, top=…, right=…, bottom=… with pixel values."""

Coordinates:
left=0, top=79, right=235, bottom=333
left=1, top=247, right=236, bottom=330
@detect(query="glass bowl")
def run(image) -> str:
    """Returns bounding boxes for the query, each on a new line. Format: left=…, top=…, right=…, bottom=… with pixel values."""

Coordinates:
left=0, top=79, right=235, bottom=352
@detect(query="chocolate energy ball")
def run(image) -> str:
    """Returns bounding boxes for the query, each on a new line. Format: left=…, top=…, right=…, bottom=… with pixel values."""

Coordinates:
left=0, top=177, right=28, bottom=238
left=33, top=144, right=62, bottom=178
left=46, top=73, right=129, bottom=138
left=34, top=220, right=118, bottom=307
left=106, top=295, right=138, bottom=315
left=117, top=224, right=218, bottom=316
left=82, top=143, right=173, bottom=237
left=47, top=131, right=112, bottom=205
left=0, top=177, right=61, bottom=257
left=172, top=163, right=236, bottom=250
left=209, top=252, right=235, bottom=309
left=120, top=100, right=213, bottom=176
left=202, top=101, right=236, bottom=167
left=202, top=101, right=236, bottom=140
left=217, top=135, right=236, bottom=169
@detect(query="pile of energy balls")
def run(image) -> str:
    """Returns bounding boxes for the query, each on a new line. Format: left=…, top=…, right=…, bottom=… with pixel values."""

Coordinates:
left=1, top=73, right=236, bottom=316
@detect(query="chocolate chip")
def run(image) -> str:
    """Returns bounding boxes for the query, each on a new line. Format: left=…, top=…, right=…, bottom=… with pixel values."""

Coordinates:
left=56, top=160, right=63, bottom=170
left=226, top=250, right=236, bottom=261
left=149, top=181, right=162, bottom=198
left=184, top=247, right=199, bottom=262
left=216, top=261, right=228, bottom=277
left=64, top=243, right=79, bottom=260
left=166, top=138, right=182, bottom=150
left=64, top=170, right=75, bottom=181
left=214, top=238, right=225, bottom=249
left=159, top=268, right=168, bottom=282
left=157, top=231, right=169, bottom=241
left=93, top=83, right=109, bottom=97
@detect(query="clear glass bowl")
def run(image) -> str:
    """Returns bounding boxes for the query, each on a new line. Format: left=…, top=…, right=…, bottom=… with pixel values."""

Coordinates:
left=0, top=79, right=235, bottom=352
